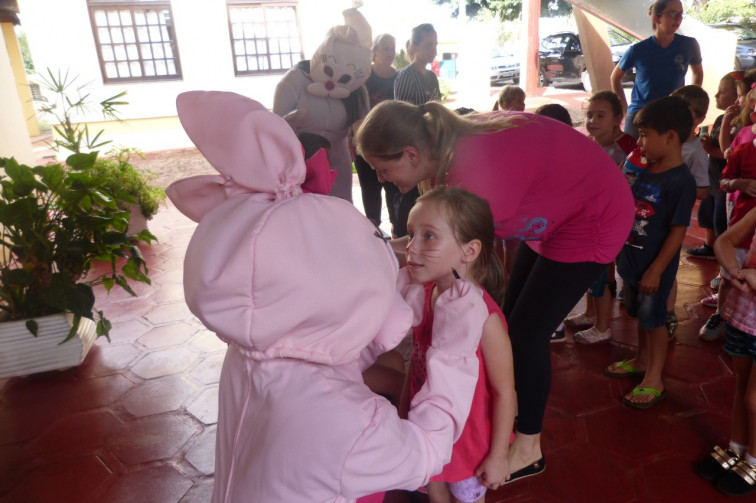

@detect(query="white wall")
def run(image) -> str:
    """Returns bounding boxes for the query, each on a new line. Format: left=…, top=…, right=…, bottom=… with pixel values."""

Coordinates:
left=15, top=0, right=489, bottom=152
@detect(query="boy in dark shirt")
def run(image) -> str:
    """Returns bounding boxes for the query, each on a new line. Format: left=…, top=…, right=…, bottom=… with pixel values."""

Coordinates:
left=605, top=96, right=697, bottom=409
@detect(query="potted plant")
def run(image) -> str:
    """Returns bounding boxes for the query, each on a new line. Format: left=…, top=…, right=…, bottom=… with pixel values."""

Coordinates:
left=91, top=147, right=166, bottom=235
left=34, top=69, right=165, bottom=233
left=0, top=152, right=156, bottom=378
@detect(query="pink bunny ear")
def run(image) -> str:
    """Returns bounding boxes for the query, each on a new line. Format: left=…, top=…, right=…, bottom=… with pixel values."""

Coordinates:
left=176, top=91, right=306, bottom=193
left=168, top=91, right=307, bottom=221
left=166, top=174, right=227, bottom=223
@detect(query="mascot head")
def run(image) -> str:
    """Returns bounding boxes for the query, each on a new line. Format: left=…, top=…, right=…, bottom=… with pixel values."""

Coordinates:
left=307, top=8, right=372, bottom=99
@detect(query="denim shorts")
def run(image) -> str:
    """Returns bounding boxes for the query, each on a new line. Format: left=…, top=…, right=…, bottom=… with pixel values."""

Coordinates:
left=449, top=476, right=487, bottom=503
left=622, top=281, right=671, bottom=329
left=723, top=322, right=756, bottom=360
left=588, top=266, right=610, bottom=298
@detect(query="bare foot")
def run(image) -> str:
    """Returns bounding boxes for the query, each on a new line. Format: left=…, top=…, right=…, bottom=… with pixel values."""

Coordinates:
left=622, top=378, right=666, bottom=409
left=622, top=386, right=666, bottom=409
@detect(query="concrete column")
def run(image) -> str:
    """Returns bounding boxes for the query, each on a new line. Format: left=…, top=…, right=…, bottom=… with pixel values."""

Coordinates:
left=521, top=0, right=540, bottom=96
left=573, top=7, right=614, bottom=93
left=0, top=20, right=33, bottom=166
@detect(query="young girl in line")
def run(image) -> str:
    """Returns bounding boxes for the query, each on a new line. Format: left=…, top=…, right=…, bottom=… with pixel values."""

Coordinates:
left=704, top=114, right=756, bottom=351
left=696, top=73, right=752, bottom=341
left=585, top=91, right=636, bottom=165
left=720, top=71, right=755, bottom=158
left=493, top=85, right=526, bottom=112
left=695, top=206, right=756, bottom=497
left=564, top=91, right=635, bottom=344
left=400, top=186, right=519, bottom=502
left=692, top=73, right=740, bottom=340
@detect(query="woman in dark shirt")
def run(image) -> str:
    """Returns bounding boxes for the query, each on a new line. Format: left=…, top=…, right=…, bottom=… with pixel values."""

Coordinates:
left=353, top=34, right=397, bottom=228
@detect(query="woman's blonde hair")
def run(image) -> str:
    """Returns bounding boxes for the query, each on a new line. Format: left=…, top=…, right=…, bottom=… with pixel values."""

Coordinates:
left=416, top=186, right=506, bottom=306
left=355, top=100, right=518, bottom=186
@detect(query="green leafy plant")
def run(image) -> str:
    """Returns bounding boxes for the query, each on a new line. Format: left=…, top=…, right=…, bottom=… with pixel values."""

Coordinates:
left=34, top=68, right=128, bottom=155
left=394, top=48, right=410, bottom=70
left=687, top=0, right=756, bottom=26
left=92, top=147, right=166, bottom=220
left=0, top=153, right=156, bottom=341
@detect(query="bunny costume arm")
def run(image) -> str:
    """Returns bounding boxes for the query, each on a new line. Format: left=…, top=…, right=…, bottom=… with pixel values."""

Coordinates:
left=341, top=281, right=488, bottom=496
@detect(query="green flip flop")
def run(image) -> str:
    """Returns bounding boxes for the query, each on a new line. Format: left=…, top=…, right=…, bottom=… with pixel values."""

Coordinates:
left=604, top=359, right=646, bottom=378
left=622, top=386, right=667, bottom=410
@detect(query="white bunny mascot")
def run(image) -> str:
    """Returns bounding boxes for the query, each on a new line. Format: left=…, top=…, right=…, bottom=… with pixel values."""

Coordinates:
left=273, top=8, right=372, bottom=202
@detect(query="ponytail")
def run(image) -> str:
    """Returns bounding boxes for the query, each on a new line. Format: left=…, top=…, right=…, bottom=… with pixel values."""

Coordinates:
left=355, top=100, right=520, bottom=188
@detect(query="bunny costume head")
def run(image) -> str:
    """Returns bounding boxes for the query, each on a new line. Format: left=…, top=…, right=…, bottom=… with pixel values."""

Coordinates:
left=166, top=90, right=409, bottom=364
left=307, top=8, right=372, bottom=99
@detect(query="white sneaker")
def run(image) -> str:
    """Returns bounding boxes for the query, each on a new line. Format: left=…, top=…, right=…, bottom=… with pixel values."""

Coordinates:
left=574, top=326, right=611, bottom=344
left=564, top=313, right=596, bottom=328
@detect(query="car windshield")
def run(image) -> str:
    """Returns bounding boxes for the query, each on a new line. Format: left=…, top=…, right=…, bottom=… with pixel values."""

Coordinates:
left=608, top=29, right=637, bottom=46
left=716, top=24, right=756, bottom=40
left=541, top=35, right=572, bottom=51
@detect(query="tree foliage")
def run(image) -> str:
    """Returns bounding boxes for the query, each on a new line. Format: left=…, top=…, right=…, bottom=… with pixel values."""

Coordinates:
left=686, top=0, right=756, bottom=25
left=431, top=0, right=572, bottom=21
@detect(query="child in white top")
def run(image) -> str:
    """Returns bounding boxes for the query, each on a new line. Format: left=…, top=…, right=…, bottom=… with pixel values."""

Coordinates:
left=565, top=91, right=635, bottom=344
left=658, top=85, right=711, bottom=338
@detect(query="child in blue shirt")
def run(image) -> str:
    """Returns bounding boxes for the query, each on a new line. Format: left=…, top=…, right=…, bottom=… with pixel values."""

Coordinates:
left=605, top=96, right=697, bottom=409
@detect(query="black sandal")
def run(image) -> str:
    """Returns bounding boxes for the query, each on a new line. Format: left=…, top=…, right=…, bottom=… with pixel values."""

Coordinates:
left=506, top=456, right=545, bottom=484
left=694, top=445, right=740, bottom=481
left=715, top=459, right=756, bottom=497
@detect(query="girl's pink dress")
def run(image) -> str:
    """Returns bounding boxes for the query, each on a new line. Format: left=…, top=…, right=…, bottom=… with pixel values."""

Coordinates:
left=409, top=283, right=508, bottom=482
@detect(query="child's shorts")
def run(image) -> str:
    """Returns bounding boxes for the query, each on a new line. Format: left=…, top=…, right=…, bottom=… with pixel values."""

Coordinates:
left=719, top=248, right=749, bottom=280
left=622, top=281, right=671, bottom=330
left=588, top=265, right=610, bottom=298
left=449, top=476, right=487, bottom=503
left=723, top=322, right=756, bottom=361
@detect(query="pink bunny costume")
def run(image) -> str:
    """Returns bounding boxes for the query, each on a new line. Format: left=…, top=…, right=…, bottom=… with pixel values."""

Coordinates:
left=166, top=91, right=487, bottom=502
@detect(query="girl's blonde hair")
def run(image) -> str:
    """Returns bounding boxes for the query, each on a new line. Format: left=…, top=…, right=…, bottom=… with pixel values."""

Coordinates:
left=355, top=100, right=518, bottom=186
left=588, top=90, right=624, bottom=119
left=494, top=85, right=525, bottom=111
left=416, top=186, right=506, bottom=306
left=737, top=70, right=756, bottom=127
left=742, top=86, right=756, bottom=128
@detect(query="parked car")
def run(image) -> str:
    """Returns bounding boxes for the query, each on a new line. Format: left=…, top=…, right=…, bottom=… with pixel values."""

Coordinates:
left=490, top=49, right=521, bottom=84
left=539, top=30, right=637, bottom=90
left=709, top=23, right=756, bottom=70
left=490, top=30, right=637, bottom=89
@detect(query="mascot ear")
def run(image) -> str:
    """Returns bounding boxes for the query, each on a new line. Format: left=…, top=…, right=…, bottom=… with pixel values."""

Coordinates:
left=307, top=8, right=372, bottom=98
left=342, top=8, right=372, bottom=51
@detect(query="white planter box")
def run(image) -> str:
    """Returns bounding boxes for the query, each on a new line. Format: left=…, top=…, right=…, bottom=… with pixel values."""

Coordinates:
left=126, top=202, right=149, bottom=237
left=0, top=313, right=98, bottom=378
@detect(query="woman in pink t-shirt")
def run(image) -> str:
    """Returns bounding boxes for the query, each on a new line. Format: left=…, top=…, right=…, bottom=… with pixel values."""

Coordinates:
left=355, top=100, right=634, bottom=481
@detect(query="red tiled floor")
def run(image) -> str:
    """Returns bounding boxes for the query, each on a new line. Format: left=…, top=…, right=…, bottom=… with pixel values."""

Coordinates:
left=0, top=191, right=746, bottom=503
